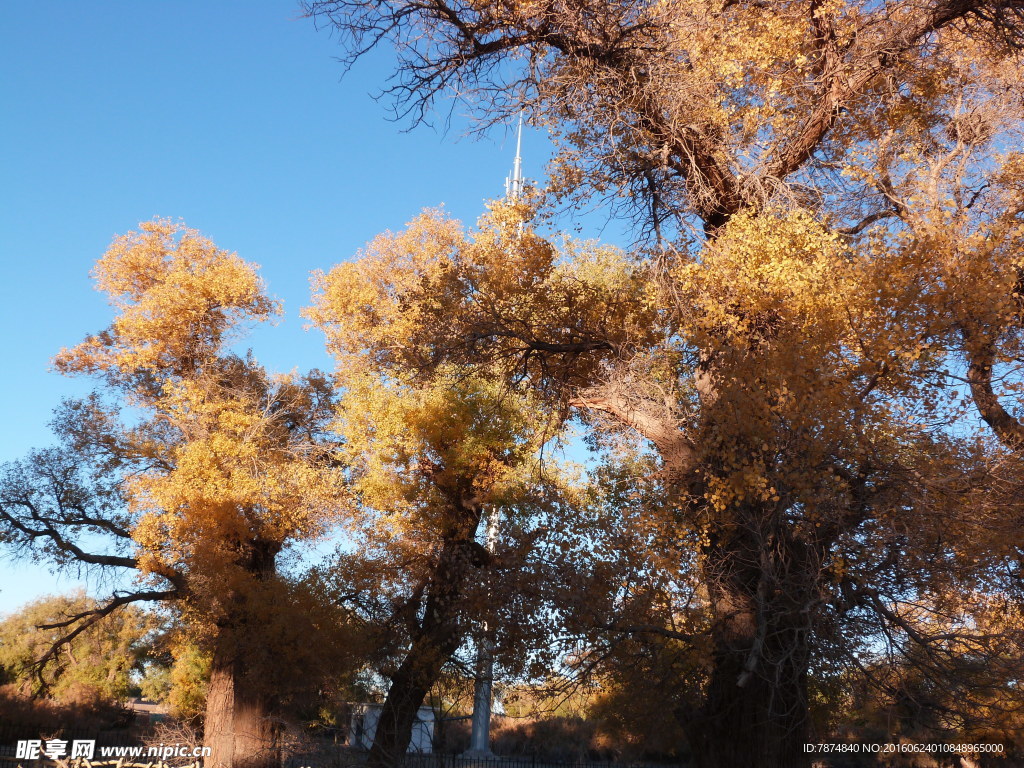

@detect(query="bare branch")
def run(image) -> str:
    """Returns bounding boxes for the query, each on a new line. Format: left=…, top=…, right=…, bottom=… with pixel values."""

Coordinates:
left=33, top=588, right=181, bottom=674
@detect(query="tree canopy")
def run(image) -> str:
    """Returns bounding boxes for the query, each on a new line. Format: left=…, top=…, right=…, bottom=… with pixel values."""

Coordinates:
left=3, top=3, right=1024, bottom=767
left=0, top=220, right=352, bottom=768
left=302, top=2, right=1024, bottom=766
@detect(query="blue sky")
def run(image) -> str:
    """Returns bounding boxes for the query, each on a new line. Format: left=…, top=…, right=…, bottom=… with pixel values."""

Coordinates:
left=0, top=2, right=554, bottom=615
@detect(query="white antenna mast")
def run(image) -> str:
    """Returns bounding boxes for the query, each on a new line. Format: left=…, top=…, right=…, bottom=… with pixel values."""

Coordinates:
left=504, top=115, right=525, bottom=200
left=465, top=122, right=526, bottom=757
left=465, top=506, right=500, bottom=757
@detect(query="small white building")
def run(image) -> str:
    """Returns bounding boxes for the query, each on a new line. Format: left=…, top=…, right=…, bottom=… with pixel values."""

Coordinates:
left=347, top=704, right=436, bottom=754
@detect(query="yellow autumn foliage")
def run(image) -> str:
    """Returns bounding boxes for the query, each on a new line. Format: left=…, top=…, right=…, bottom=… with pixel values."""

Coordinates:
left=54, top=219, right=350, bottom=615
left=307, top=204, right=591, bottom=545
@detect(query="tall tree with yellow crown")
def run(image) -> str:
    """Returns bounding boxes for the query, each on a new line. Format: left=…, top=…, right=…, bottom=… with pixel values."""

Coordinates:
left=303, top=3, right=1024, bottom=764
left=1, top=220, right=351, bottom=768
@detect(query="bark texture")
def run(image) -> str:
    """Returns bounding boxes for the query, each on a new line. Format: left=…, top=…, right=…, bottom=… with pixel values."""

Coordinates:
left=687, top=520, right=813, bottom=768
left=205, top=540, right=283, bottom=768
left=205, top=637, right=282, bottom=768
left=368, top=520, right=484, bottom=768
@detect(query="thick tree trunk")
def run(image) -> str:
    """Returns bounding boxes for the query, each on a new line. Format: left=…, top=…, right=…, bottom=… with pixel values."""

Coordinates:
left=688, top=597, right=810, bottom=768
left=367, top=528, right=483, bottom=768
left=366, top=632, right=462, bottom=768
left=205, top=540, right=283, bottom=768
left=687, top=524, right=813, bottom=768
left=204, top=631, right=282, bottom=768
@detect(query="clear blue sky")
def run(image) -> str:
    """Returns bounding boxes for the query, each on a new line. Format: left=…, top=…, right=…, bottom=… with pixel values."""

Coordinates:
left=0, top=2, right=553, bottom=615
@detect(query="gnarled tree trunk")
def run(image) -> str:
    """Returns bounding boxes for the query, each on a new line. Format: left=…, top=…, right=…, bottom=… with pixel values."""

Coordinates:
left=366, top=632, right=463, bottom=768
left=205, top=635, right=282, bottom=768
left=368, top=523, right=484, bottom=768
left=686, top=518, right=813, bottom=768
left=205, top=540, right=283, bottom=768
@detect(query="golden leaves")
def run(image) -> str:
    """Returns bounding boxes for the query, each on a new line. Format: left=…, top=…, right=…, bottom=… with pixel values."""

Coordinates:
left=675, top=209, right=849, bottom=352
left=126, top=369, right=350, bottom=584
left=306, top=203, right=658, bottom=388
left=305, top=207, right=468, bottom=373
left=54, top=219, right=279, bottom=381
left=54, top=219, right=350, bottom=612
left=307, top=204, right=597, bottom=548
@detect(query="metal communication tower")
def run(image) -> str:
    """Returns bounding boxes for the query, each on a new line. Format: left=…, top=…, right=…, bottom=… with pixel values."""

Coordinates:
left=464, top=116, right=526, bottom=757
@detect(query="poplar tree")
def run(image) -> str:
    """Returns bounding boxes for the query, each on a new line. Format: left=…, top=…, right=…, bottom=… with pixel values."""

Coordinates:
left=0, top=220, right=350, bottom=768
left=302, top=4, right=1024, bottom=763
